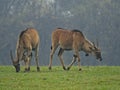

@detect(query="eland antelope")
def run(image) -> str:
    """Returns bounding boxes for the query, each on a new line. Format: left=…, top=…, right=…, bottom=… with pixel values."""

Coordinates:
left=48, top=28, right=102, bottom=71
left=10, top=28, right=40, bottom=72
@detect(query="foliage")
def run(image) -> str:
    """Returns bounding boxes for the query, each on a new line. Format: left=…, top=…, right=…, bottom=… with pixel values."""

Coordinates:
left=0, top=66, right=120, bottom=90
left=0, top=0, right=120, bottom=65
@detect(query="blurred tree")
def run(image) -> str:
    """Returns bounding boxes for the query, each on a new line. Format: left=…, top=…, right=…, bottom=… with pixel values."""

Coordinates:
left=0, top=0, right=120, bottom=65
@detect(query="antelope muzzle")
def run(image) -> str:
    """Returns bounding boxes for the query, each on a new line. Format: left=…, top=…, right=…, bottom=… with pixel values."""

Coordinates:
left=14, top=64, right=20, bottom=72
left=96, top=51, right=102, bottom=61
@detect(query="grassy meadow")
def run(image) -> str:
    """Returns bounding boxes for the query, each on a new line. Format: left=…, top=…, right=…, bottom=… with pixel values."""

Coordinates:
left=0, top=66, right=120, bottom=90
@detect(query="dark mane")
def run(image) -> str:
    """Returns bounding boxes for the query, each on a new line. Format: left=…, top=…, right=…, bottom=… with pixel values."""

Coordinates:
left=19, top=29, right=28, bottom=38
left=57, top=27, right=63, bottom=29
left=72, top=29, right=81, bottom=33
left=72, top=29, right=84, bottom=37
left=19, top=28, right=34, bottom=38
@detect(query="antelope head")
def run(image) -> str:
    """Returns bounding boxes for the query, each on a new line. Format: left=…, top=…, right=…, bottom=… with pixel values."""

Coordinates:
left=10, top=50, right=20, bottom=72
left=89, top=41, right=102, bottom=61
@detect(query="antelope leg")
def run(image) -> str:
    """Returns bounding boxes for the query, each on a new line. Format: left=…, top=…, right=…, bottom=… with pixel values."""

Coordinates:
left=58, top=48, right=66, bottom=70
left=49, top=45, right=58, bottom=70
left=35, top=45, right=40, bottom=71
left=67, top=54, right=77, bottom=70
left=24, top=57, right=30, bottom=72
left=75, top=51, right=82, bottom=71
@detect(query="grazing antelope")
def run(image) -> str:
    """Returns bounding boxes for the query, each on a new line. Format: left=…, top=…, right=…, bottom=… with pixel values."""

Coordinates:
left=48, top=28, right=102, bottom=71
left=10, top=28, right=40, bottom=72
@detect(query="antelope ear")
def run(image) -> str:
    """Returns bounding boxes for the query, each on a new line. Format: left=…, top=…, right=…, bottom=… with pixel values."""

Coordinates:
left=94, top=46, right=98, bottom=50
left=89, top=47, right=95, bottom=51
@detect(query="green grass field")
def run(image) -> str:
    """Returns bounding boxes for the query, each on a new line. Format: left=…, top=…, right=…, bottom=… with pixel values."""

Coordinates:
left=0, top=66, right=120, bottom=90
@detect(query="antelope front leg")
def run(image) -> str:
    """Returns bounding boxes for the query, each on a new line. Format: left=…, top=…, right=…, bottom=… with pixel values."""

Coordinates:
left=75, top=51, right=82, bottom=71
left=35, top=48, right=40, bottom=72
left=35, top=54, right=40, bottom=72
left=77, top=55, right=82, bottom=71
left=24, top=57, right=30, bottom=72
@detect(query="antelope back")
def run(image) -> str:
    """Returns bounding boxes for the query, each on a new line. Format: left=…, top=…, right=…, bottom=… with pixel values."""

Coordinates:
left=52, top=28, right=73, bottom=48
left=52, top=28, right=85, bottom=50
left=19, top=28, right=40, bottom=49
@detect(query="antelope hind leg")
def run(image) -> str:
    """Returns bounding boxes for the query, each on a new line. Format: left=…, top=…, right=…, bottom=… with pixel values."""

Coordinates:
left=67, top=54, right=77, bottom=70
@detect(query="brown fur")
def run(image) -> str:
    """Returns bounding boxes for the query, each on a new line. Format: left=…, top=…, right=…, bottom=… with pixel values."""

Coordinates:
left=49, top=28, right=102, bottom=71
left=10, top=28, right=40, bottom=72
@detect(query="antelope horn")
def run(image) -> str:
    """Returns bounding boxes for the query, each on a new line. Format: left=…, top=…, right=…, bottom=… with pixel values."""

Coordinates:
left=96, top=39, right=99, bottom=47
left=10, top=50, right=14, bottom=62
left=92, top=41, right=97, bottom=50
left=92, top=42, right=95, bottom=46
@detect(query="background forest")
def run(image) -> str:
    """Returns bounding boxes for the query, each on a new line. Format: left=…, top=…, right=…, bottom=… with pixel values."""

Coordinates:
left=0, top=0, right=120, bottom=66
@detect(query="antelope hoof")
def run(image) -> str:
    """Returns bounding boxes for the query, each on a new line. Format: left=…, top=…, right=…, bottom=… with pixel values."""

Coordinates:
left=79, top=68, right=82, bottom=71
left=48, top=66, right=52, bottom=70
left=24, top=68, right=30, bottom=72
left=37, top=67, right=40, bottom=72
left=66, top=67, right=70, bottom=71
left=63, top=66, right=66, bottom=70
